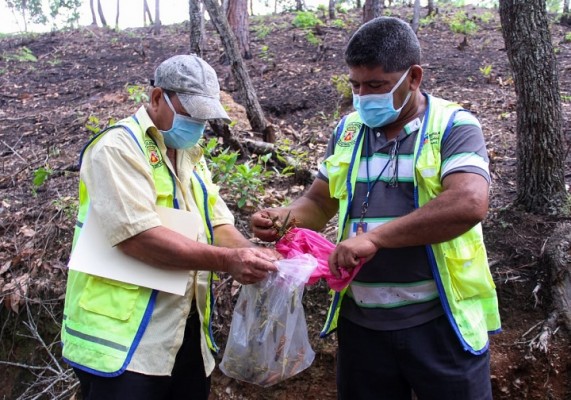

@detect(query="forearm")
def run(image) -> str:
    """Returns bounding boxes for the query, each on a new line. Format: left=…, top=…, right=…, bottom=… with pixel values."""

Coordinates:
left=118, top=225, right=231, bottom=272
left=213, top=224, right=255, bottom=248
left=369, top=177, right=488, bottom=249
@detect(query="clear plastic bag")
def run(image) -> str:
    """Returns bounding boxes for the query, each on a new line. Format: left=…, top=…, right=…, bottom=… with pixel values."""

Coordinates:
left=219, top=254, right=317, bottom=387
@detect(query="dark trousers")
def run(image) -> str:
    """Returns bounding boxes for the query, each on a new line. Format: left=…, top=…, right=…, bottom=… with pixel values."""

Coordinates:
left=74, top=307, right=210, bottom=400
left=337, top=315, right=492, bottom=400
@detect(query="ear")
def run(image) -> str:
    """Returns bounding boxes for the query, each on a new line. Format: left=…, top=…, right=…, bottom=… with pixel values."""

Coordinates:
left=149, top=87, right=163, bottom=112
left=409, top=65, right=423, bottom=91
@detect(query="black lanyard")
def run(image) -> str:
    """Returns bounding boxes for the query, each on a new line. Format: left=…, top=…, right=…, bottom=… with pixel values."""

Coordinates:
left=359, top=129, right=404, bottom=225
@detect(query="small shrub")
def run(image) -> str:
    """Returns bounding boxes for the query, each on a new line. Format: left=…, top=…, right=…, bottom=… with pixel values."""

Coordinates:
left=331, top=74, right=353, bottom=102
left=125, top=84, right=149, bottom=103
left=292, top=11, right=323, bottom=29
left=449, top=11, right=478, bottom=36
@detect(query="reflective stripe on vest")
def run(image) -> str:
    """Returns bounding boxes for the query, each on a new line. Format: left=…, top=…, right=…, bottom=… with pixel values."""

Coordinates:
left=347, top=280, right=439, bottom=308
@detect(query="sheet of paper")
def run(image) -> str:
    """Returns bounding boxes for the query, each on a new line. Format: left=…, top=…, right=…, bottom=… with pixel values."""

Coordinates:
left=68, top=206, right=201, bottom=296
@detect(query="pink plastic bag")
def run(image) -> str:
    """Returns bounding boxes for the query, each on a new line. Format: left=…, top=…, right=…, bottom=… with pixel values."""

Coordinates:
left=275, top=227, right=363, bottom=291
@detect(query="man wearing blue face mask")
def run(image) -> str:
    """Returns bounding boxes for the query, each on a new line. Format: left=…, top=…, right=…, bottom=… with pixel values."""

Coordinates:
left=61, top=54, right=279, bottom=400
left=252, top=17, right=500, bottom=399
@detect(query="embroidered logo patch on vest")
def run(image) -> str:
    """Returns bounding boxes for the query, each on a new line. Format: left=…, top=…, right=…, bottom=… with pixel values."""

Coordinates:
left=337, top=122, right=361, bottom=147
left=145, top=140, right=164, bottom=168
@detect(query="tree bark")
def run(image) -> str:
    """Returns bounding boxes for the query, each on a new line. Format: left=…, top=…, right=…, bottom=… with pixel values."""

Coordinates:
left=226, top=0, right=252, bottom=60
left=153, top=0, right=161, bottom=35
left=328, top=0, right=336, bottom=20
left=97, top=0, right=107, bottom=27
left=90, top=0, right=98, bottom=25
left=541, top=222, right=571, bottom=337
left=363, top=0, right=381, bottom=23
left=427, top=0, right=435, bottom=16
left=189, top=0, right=205, bottom=56
left=499, top=0, right=566, bottom=214
left=202, top=0, right=275, bottom=143
left=411, top=0, right=420, bottom=33
left=115, top=0, right=120, bottom=28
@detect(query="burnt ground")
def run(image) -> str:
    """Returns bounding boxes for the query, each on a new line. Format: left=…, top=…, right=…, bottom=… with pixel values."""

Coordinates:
left=1, top=4, right=570, bottom=400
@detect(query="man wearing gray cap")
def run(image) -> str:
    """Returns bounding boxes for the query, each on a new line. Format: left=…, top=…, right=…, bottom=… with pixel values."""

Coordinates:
left=61, top=54, right=278, bottom=399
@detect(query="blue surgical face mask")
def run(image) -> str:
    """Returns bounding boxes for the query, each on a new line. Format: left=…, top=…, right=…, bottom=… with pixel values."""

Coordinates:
left=160, top=93, right=206, bottom=149
left=353, top=68, right=411, bottom=128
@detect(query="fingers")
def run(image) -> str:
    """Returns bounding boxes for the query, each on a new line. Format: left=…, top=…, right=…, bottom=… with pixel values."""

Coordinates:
left=251, top=210, right=279, bottom=242
left=229, top=248, right=278, bottom=285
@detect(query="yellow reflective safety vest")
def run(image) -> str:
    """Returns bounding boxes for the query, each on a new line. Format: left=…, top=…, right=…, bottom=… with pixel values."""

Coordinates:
left=320, top=94, right=501, bottom=354
left=62, top=115, right=219, bottom=376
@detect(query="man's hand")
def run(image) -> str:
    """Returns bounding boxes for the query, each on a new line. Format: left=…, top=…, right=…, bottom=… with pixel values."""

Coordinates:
left=224, top=247, right=279, bottom=285
left=328, top=234, right=378, bottom=278
left=251, top=209, right=289, bottom=242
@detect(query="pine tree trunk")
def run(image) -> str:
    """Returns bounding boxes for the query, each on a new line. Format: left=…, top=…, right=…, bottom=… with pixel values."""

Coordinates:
left=411, top=0, right=420, bottom=33
left=363, top=0, right=381, bottom=23
left=189, top=0, right=204, bottom=56
left=202, top=0, right=275, bottom=142
left=226, top=0, right=252, bottom=60
left=143, top=0, right=154, bottom=25
left=97, top=0, right=107, bottom=27
left=427, top=0, right=435, bottom=16
left=153, top=0, right=161, bottom=35
left=499, top=0, right=567, bottom=214
left=329, top=0, right=336, bottom=20
left=115, top=0, right=120, bottom=28
left=90, top=0, right=98, bottom=25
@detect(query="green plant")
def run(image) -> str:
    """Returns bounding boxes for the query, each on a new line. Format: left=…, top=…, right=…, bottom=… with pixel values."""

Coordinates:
left=125, top=84, right=149, bottom=103
left=331, top=19, right=346, bottom=29
left=203, top=138, right=275, bottom=209
left=275, top=138, right=310, bottom=175
left=335, top=4, right=347, bottom=14
left=479, top=11, right=494, bottom=24
left=561, top=94, right=571, bottom=103
left=449, top=12, right=478, bottom=36
left=564, top=32, right=571, bottom=43
left=4, top=46, right=38, bottom=62
left=479, top=64, right=493, bottom=80
left=259, top=45, right=273, bottom=62
left=52, top=196, right=79, bottom=220
left=85, top=115, right=116, bottom=137
left=32, top=166, right=53, bottom=195
left=305, top=31, right=321, bottom=46
left=331, top=74, right=353, bottom=102
left=255, top=25, right=272, bottom=40
left=292, top=11, right=323, bottom=29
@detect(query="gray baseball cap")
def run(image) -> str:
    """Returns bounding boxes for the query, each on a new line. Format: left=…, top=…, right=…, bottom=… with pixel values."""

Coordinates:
left=153, top=54, right=231, bottom=123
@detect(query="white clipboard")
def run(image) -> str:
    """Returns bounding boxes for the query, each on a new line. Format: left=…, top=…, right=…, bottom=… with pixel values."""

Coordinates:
left=68, top=206, right=201, bottom=296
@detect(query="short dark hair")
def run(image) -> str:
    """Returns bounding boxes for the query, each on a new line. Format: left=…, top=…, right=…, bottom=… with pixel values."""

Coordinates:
left=345, top=17, right=421, bottom=73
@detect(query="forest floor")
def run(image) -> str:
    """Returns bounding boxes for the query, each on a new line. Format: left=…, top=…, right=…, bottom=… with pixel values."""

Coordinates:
left=0, top=4, right=570, bottom=400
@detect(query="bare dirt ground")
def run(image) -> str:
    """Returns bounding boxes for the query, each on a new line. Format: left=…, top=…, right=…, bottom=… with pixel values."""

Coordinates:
left=0, top=5, right=570, bottom=399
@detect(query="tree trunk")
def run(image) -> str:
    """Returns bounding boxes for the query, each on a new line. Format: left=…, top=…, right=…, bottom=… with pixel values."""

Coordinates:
left=295, top=0, right=305, bottom=12
left=90, top=0, right=98, bottom=25
left=97, top=0, right=107, bottom=27
left=499, top=0, right=567, bottom=214
left=154, top=0, right=161, bottom=35
left=355, top=0, right=361, bottom=10
left=427, top=0, right=435, bottom=16
left=329, top=0, right=336, bottom=20
left=189, top=0, right=205, bottom=56
left=541, top=222, right=571, bottom=337
left=202, top=0, right=275, bottom=143
left=411, top=0, right=420, bottom=33
left=226, top=0, right=252, bottom=60
left=363, top=0, right=381, bottom=23
left=115, top=0, right=120, bottom=28
left=143, top=0, right=154, bottom=25
left=562, top=0, right=570, bottom=26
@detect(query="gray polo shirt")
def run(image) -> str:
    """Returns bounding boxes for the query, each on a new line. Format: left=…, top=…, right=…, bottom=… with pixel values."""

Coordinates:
left=317, top=110, right=490, bottom=331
